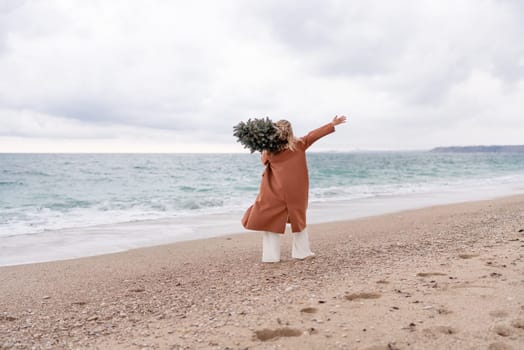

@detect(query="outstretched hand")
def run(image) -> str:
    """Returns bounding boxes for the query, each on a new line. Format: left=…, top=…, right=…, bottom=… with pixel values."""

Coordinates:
left=332, top=115, right=347, bottom=126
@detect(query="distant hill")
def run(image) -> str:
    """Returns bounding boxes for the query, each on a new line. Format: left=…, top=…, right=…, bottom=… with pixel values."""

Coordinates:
left=431, top=145, right=524, bottom=153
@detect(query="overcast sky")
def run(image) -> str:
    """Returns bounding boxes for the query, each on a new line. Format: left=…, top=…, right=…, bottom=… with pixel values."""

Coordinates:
left=1, top=0, right=523, bottom=152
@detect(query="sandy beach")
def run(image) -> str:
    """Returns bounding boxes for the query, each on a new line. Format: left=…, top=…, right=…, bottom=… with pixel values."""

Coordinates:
left=1, top=195, right=523, bottom=349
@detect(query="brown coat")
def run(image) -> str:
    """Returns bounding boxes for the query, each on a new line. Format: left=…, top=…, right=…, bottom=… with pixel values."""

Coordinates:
left=241, top=123, right=335, bottom=233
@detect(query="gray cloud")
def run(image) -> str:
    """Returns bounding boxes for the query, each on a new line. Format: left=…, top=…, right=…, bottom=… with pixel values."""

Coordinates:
left=0, top=0, right=523, bottom=151
left=249, top=0, right=524, bottom=104
left=0, top=0, right=25, bottom=55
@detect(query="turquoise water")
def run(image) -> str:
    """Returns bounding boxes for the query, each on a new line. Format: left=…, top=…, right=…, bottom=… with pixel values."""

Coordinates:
left=1, top=152, right=523, bottom=265
left=1, top=152, right=524, bottom=239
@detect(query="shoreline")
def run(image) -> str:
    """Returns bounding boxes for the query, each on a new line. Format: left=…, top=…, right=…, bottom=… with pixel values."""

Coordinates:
left=2, top=184, right=523, bottom=267
left=1, top=194, right=523, bottom=349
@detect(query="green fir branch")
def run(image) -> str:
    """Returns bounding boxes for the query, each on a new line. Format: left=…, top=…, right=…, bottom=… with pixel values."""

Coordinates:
left=233, top=117, right=288, bottom=153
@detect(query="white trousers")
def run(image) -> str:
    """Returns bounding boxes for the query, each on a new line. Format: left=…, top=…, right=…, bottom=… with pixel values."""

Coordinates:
left=262, top=228, right=315, bottom=262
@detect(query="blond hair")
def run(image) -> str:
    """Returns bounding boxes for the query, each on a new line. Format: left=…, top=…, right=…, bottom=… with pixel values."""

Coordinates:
left=274, top=120, right=299, bottom=152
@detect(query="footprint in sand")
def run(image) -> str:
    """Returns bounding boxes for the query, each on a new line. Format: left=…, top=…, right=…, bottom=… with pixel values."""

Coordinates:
left=488, top=342, right=514, bottom=350
left=417, top=272, right=447, bottom=277
left=300, top=307, right=318, bottom=314
left=458, top=253, right=479, bottom=259
left=493, top=325, right=513, bottom=337
left=434, top=326, right=458, bottom=335
left=345, top=292, right=382, bottom=301
left=363, top=345, right=399, bottom=350
left=1, top=315, right=17, bottom=321
left=254, top=327, right=302, bottom=341
left=437, top=307, right=453, bottom=315
left=489, top=310, right=509, bottom=318
left=423, top=326, right=458, bottom=336
left=511, top=318, right=524, bottom=329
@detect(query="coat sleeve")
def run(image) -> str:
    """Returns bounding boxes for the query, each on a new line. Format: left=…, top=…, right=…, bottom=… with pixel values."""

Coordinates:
left=302, top=123, right=336, bottom=149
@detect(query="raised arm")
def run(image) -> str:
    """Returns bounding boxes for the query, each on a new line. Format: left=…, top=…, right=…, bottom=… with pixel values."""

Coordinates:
left=302, top=115, right=347, bottom=149
left=331, top=115, right=347, bottom=127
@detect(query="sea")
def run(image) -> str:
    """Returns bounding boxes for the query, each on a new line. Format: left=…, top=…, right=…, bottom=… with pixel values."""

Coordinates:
left=1, top=152, right=524, bottom=266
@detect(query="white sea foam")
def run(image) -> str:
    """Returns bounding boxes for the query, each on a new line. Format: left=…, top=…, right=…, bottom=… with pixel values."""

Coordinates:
left=1, top=180, right=522, bottom=267
left=1, top=152, right=524, bottom=266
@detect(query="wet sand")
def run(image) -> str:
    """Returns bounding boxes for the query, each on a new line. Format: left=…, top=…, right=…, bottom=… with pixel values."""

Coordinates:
left=1, top=195, right=524, bottom=349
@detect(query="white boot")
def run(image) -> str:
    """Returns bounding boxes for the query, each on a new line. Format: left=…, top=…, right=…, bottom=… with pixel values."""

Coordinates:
left=262, top=231, right=281, bottom=262
left=292, top=228, right=315, bottom=260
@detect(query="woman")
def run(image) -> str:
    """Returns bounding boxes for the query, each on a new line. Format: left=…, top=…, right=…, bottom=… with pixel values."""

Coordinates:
left=242, top=115, right=347, bottom=262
